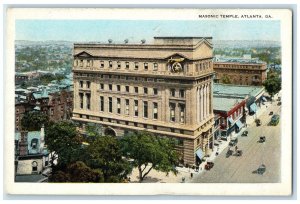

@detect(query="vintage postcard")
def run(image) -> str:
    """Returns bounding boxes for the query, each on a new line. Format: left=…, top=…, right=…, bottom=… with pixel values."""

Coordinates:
left=4, top=8, right=292, bottom=196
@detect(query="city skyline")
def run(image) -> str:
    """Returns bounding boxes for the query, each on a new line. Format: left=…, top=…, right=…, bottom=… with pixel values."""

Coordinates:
left=16, top=20, right=281, bottom=42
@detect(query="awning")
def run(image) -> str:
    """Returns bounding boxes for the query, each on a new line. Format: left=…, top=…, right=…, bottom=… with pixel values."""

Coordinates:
left=235, top=120, right=243, bottom=129
left=250, top=103, right=257, bottom=113
left=195, top=149, right=204, bottom=159
left=228, top=117, right=234, bottom=124
left=262, top=97, right=267, bottom=102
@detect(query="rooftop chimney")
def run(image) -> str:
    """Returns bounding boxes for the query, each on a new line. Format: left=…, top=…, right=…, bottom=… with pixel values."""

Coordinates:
left=19, top=131, right=28, bottom=156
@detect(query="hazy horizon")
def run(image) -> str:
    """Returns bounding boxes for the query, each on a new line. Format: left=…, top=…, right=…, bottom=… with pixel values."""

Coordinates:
left=16, top=20, right=281, bottom=42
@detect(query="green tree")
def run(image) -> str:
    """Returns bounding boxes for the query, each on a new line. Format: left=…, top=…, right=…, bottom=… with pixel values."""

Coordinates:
left=21, top=111, right=49, bottom=131
left=121, top=131, right=179, bottom=182
left=45, top=121, right=84, bottom=168
left=49, top=161, right=104, bottom=183
left=263, top=71, right=281, bottom=100
left=220, top=75, right=231, bottom=84
left=86, top=135, right=132, bottom=182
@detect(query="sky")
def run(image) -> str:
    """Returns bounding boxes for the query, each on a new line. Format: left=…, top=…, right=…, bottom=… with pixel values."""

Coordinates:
left=16, top=20, right=281, bottom=42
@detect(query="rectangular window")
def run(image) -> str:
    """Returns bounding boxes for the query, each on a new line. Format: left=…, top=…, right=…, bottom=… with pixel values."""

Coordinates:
left=170, top=103, right=175, bottom=122
left=117, top=85, right=121, bottom=91
left=126, top=86, right=130, bottom=93
left=125, top=62, right=129, bottom=69
left=109, top=97, right=112, bottom=113
left=125, top=99, right=129, bottom=115
left=80, top=81, right=83, bottom=88
left=135, top=62, right=139, bottom=70
left=179, top=104, right=185, bottom=123
left=100, top=83, right=104, bottom=90
left=87, top=81, right=91, bottom=89
left=109, top=84, right=112, bottom=91
left=79, top=93, right=83, bottom=109
left=143, top=101, right=148, bottom=118
left=109, top=61, right=113, bottom=68
left=153, top=63, right=158, bottom=71
left=179, top=89, right=185, bottom=98
left=117, top=61, right=121, bottom=69
left=100, top=61, right=104, bottom=68
left=144, top=63, right=148, bottom=70
left=153, top=88, right=158, bottom=95
left=144, top=87, right=148, bottom=94
left=80, top=60, right=83, bottom=67
left=86, top=93, right=91, bottom=110
left=87, top=60, right=90, bottom=67
left=117, top=98, right=121, bottom=114
left=170, top=89, right=176, bottom=97
left=153, top=102, right=158, bottom=119
left=100, top=96, right=104, bottom=111
left=134, top=100, right=138, bottom=116
left=134, top=87, right=139, bottom=93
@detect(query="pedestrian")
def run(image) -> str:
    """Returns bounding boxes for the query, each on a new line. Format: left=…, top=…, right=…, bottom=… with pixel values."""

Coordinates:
left=190, top=173, right=193, bottom=178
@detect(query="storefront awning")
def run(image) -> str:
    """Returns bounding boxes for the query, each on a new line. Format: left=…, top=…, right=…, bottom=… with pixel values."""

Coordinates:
left=228, top=117, right=234, bottom=124
left=250, top=103, right=257, bottom=113
left=235, top=120, right=243, bottom=129
left=262, top=97, right=267, bottom=102
left=195, top=149, right=204, bottom=159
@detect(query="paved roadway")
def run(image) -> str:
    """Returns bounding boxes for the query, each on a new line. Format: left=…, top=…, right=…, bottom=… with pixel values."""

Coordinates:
left=191, top=100, right=281, bottom=183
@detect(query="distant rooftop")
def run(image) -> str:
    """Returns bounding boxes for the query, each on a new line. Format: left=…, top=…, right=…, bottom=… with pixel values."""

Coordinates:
left=213, top=83, right=265, bottom=99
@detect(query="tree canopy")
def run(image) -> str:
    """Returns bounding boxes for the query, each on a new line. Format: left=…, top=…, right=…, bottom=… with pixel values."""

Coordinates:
left=21, top=111, right=49, bottom=131
left=49, top=161, right=104, bottom=183
left=121, top=131, right=179, bottom=182
left=220, top=75, right=231, bottom=84
left=263, top=71, right=281, bottom=98
left=85, top=135, right=132, bottom=182
left=45, top=121, right=84, bottom=167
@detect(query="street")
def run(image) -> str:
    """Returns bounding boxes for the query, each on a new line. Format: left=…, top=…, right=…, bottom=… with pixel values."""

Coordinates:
left=191, top=99, right=281, bottom=183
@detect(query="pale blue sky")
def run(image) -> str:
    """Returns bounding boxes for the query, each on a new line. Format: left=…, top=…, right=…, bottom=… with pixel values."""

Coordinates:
left=16, top=20, right=280, bottom=42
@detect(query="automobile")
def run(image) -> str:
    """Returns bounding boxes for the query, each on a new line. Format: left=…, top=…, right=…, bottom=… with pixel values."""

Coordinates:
left=255, top=119, right=261, bottom=126
left=277, top=102, right=281, bottom=106
left=205, top=161, right=214, bottom=170
left=229, top=138, right=238, bottom=147
left=257, top=164, right=266, bottom=175
left=259, top=136, right=266, bottom=143
left=241, top=130, right=248, bottom=137
left=269, top=111, right=274, bottom=115
left=236, top=149, right=243, bottom=156
left=270, top=114, right=280, bottom=126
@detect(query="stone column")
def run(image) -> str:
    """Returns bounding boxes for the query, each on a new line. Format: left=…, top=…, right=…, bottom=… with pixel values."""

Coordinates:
left=204, top=84, right=207, bottom=120
left=200, top=85, right=204, bottom=122
left=175, top=103, right=180, bottom=123
left=197, top=87, right=200, bottom=123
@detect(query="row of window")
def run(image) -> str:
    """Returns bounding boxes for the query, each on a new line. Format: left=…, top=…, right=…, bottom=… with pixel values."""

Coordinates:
left=79, top=94, right=186, bottom=122
left=79, top=81, right=186, bottom=98
left=100, top=84, right=159, bottom=95
left=74, top=59, right=159, bottom=71
left=195, top=61, right=212, bottom=72
left=78, top=114, right=187, bottom=135
left=215, top=64, right=263, bottom=69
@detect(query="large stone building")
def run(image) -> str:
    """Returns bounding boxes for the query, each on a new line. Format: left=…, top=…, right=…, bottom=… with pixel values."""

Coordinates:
left=213, top=57, right=267, bottom=86
left=72, top=37, right=215, bottom=165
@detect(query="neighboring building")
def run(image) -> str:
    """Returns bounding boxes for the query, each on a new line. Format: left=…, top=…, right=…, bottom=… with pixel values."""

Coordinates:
left=72, top=36, right=215, bottom=166
left=15, top=101, right=35, bottom=132
left=213, top=114, right=221, bottom=141
left=213, top=57, right=267, bottom=86
left=48, top=89, right=73, bottom=121
left=213, top=83, right=265, bottom=117
left=213, top=97, right=246, bottom=139
left=15, top=127, right=49, bottom=177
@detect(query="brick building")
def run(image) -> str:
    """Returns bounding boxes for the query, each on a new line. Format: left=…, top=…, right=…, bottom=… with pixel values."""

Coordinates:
left=72, top=36, right=215, bottom=165
left=213, top=58, right=267, bottom=86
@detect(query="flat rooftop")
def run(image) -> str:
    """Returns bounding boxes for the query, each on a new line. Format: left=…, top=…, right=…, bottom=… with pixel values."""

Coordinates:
left=213, top=83, right=265, bottom=98
left=213, top=97, right=244, bottom=112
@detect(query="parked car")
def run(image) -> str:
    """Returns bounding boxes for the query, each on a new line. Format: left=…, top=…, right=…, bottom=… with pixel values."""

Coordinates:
left=270, top=114, right=280, bottom=126
left=229, top=138, right=238, bottom=146
left=277, top=102, right=281, bottom=106
left=255, top=119, right=261, bottom=126
left=269, top=111, right=273, bottom=115
left=259, top=136, right=266, bottom=143
left=242, top=130, right=248, bottom=136
left=205, top=161, right=214, bottom=170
